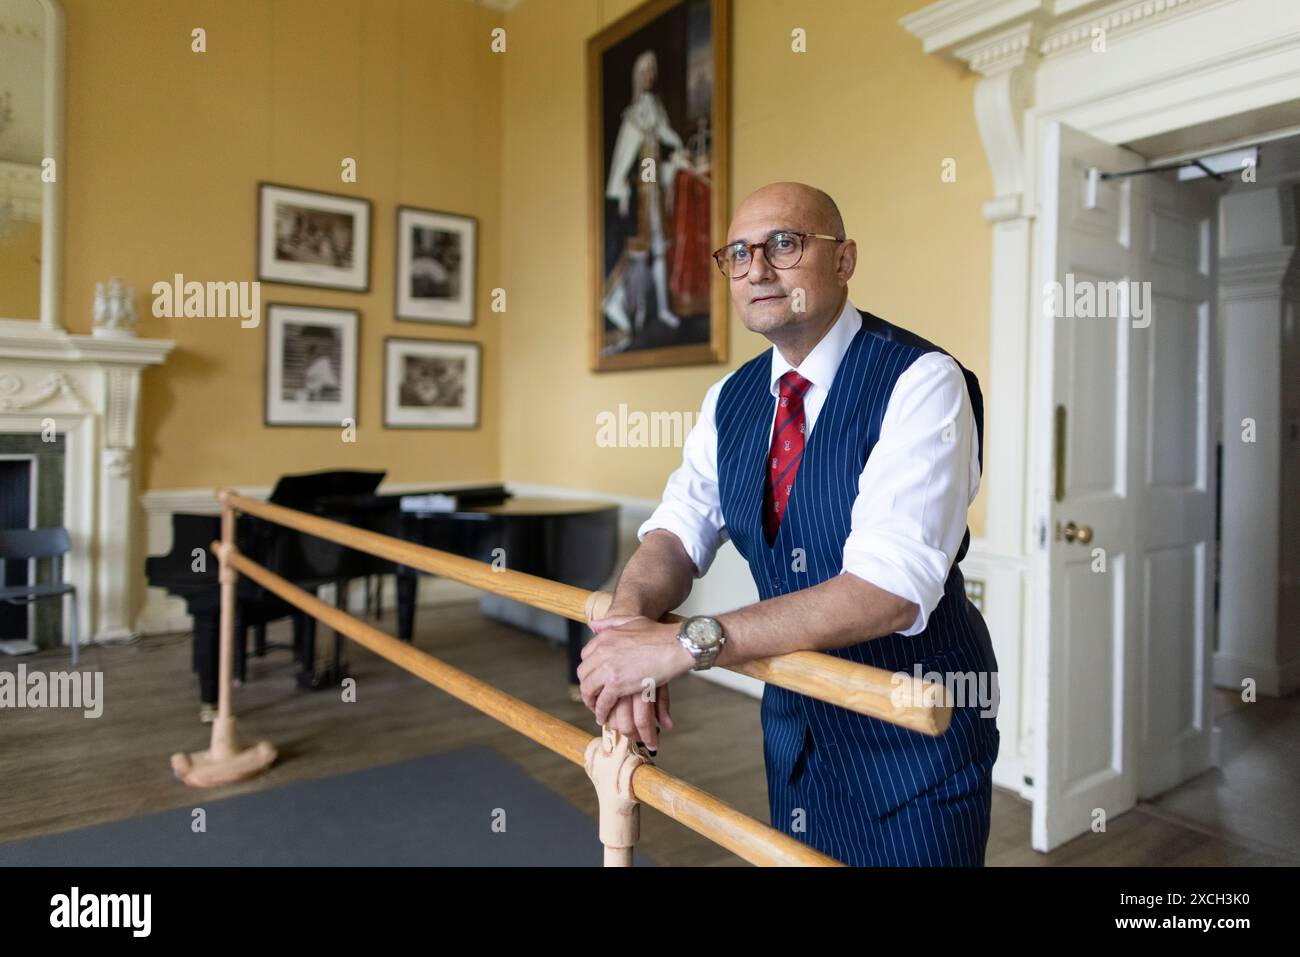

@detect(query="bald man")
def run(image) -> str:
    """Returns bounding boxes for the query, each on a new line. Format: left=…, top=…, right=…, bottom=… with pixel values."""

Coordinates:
left=578, top=182, right=1000, bottom=866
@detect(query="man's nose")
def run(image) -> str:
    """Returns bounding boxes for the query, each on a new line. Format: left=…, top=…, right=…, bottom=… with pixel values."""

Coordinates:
left=744, top=247, right=777, bottom=282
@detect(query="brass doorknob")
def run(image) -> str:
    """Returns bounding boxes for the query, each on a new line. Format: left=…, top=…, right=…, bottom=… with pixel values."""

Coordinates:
left=1062, top=521, right=1094, bottom=544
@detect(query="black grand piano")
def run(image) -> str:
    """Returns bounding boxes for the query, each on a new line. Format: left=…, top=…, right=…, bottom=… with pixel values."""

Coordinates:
left=145, top=471, right=620, bottom=715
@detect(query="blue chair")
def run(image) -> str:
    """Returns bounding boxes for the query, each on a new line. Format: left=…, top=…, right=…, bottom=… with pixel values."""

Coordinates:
left=0, top=528, right=81, bottom=667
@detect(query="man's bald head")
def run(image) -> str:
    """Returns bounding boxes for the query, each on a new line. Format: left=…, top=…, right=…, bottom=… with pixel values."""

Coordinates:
left=723, top=182, right=856, bottom=355
left=729, top=182, right=845, bottom=242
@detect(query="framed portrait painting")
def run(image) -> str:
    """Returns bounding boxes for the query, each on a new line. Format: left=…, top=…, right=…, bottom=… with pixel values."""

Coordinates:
left=264, top=304, right=359, bottom=427
left=257, top=183, right=371, bottom=292
left=383, top=337, right=480, bottom=429
left=395, top=207, right=477, bottom=325
left=588, top=0, right=729, bottom=372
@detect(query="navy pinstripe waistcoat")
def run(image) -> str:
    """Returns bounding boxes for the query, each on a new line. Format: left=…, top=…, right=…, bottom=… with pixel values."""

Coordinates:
left=716, top=309, right=1000, bottom=866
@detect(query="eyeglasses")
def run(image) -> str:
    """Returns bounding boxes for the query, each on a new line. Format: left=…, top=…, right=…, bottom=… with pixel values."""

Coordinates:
left=711, top=230, right=844, bottom=279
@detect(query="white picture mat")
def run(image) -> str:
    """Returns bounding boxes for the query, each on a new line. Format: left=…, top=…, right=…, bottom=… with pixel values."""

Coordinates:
left=396, top=208, right=476, bottom=323
left=259, top=185, right=370, bottom=291
left=384, top=339, right=479, bottom=427
left=266, top=304, right=358, bottom=424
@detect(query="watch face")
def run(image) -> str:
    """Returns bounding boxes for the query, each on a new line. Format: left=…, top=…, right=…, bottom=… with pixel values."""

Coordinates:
left=684, top=616, right=721, bottom=650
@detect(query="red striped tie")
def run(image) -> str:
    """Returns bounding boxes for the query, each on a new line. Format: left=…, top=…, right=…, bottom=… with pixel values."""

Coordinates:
left=764, top=370, right=811, bottom=545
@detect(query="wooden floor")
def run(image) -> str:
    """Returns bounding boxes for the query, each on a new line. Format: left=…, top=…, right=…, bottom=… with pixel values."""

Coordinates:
left=1, top=600, right=1293, bottom=866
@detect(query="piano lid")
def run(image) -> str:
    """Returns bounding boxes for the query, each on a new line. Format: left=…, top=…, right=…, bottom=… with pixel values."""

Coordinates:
left=268, top=469, right=386, bottom=506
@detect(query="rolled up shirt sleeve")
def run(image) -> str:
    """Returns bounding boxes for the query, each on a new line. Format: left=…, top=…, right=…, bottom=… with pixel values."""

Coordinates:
left=636, top=374, right=732, bottom=578
left=840, top=352, right=981, bottom=637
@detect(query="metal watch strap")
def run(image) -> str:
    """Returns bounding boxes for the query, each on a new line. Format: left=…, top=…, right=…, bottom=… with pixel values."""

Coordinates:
left=678, top=617, right=722, bottom=671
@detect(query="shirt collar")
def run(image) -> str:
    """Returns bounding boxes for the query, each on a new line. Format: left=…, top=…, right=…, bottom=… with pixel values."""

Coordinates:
left=769, top=294, right=861, bottom=397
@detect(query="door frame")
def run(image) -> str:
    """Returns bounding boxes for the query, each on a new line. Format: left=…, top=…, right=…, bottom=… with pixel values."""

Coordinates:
left=901, top=0, right=1300, bottom=849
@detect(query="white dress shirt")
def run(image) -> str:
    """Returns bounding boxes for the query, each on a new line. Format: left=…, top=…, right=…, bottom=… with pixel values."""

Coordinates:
left=636, top=295, right=981, bottom=637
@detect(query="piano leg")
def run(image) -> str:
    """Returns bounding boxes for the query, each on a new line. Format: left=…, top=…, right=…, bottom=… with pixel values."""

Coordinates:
left=295, top=605, right=318, bottom=690
left=396, top=568, right=417, bottom=643
left=295, top=583, right=350, bottom=690
left=330, top=577, right=350, bottom=682
left=194, top=612, right=219, bottom=718
left=292, top=613, right=305, bottom=663
left=566, top=618, right=588, bottom=703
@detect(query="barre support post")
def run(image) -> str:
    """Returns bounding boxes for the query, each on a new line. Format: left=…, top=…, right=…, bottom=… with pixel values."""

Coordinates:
left=583, top=590, right=655, bottom=866
left=585, top=725, right=651, bottom=867
left=169, top=490, right=278, bottom=787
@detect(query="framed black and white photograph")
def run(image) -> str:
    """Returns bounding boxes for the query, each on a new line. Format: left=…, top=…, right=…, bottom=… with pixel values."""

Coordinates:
left=264, top=304, right=359, bottom=427
left=258, top=183, right=372, bottom=292
left=383, top=337, right=480, bottom=429
left=395, top=207, right=477, bottom=324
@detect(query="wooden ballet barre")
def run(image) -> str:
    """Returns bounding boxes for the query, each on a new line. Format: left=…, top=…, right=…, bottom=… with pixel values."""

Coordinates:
left=216, top=489, right=951, bottom=736
left=214, top=541, right=840, bottom=867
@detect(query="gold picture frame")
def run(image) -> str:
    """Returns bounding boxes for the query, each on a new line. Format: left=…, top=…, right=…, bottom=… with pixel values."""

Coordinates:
left=587, top=0, right=730, bottom=372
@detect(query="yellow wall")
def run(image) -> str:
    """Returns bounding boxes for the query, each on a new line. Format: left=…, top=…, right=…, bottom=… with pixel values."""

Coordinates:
left=60, top=0, right=992, bottom=534
left=62, top=0, right=502, bottom=491
left=500, top=0, right=992, bottom=535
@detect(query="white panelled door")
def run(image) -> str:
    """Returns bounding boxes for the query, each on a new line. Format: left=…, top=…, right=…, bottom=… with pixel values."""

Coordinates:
left=1030, top=123, right=1218, bottom=852
left=1136, top=173, right=1218, bottom=799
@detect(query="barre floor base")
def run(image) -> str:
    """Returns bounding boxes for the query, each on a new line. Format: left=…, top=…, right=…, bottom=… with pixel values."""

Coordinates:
left=0, top=746, right=657, bottom=867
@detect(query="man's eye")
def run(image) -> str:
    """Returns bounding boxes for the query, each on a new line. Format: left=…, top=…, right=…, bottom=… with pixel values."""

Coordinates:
left=730, top=246, right=750, bottom=260
left=772, top=234, right=795, bottom=250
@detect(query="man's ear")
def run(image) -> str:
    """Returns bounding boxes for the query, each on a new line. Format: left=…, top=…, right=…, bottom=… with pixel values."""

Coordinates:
left=836, top=239, right=858, bottom=284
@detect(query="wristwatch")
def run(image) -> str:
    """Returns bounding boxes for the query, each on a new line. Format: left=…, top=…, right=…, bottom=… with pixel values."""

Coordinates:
left=677, top=616, right=726, bottom=671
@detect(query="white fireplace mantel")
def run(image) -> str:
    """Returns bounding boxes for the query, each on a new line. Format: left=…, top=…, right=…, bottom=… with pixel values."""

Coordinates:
left=0, top=319, right=174, bottom=646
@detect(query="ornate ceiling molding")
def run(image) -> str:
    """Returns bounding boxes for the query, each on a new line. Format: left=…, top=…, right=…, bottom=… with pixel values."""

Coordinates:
left=902, top=0, right=1218, bottom=71
left=899, top=0, right=1042, bottom=56
left=955, top=21, right=1041, bottom=76
left=1038, top=0, right=1207, bottom=58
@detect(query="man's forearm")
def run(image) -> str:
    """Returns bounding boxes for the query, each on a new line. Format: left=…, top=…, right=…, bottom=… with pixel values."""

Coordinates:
left=712, top=572, right=918, bottom=669
left=607, top=529, right=697, bottom=620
